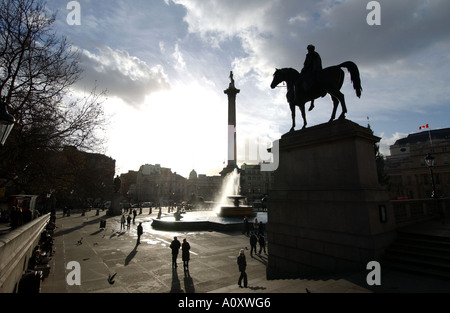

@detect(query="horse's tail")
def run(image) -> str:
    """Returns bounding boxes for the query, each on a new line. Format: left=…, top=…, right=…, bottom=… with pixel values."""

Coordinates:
left=339, top=61, right=362, bottom=98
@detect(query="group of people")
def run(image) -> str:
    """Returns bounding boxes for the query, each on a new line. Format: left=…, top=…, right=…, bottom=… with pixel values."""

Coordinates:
left=119, top=210, right=139, bottom=232
left=121, top=212, right=268, bottom=289
left=238, top=216, right=267, bottom=287
left=19, top=220, right=56, bottom=293
left=243, top=216, right=267, bottom=257
left=243, top=216, right=265, bottom=236
left=249, top=231, right=266, bottom=257
left=169, top=236, right=191, bottom=273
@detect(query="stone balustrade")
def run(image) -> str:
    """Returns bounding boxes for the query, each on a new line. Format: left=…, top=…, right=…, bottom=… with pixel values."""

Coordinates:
left=0, top=213, right=51, bottom=293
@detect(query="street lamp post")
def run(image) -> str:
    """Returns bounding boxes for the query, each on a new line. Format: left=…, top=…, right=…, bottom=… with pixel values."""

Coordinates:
left=0, top=97, right=15, bottom=145
left=425, top=153, right=437, bottom=198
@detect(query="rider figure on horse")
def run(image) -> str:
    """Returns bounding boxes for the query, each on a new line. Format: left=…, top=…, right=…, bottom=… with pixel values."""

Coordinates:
left=300, top=44, right=323, bottom=111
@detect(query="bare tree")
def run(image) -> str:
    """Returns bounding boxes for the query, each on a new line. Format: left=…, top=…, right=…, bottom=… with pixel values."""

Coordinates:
left=0, top=0, right=109, bottom=194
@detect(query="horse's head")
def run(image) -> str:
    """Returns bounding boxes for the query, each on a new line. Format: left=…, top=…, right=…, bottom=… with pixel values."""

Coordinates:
left=271, top=68, right=300, bottom=89
left=270, top=68, right=284, bottom=89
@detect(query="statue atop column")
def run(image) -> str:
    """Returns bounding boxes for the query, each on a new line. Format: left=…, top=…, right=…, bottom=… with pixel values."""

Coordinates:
left=229, top=71, right=235, bottom=88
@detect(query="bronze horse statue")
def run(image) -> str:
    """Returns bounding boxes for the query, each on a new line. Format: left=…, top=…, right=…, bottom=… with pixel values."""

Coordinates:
left=270, top=61, right=362, bottom=131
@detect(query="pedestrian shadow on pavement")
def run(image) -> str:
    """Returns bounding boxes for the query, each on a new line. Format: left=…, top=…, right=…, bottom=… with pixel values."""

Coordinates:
left=110, top=231, right=126, bottom=239
left=248, top=285, right=266, bottom=291
left=90, top=229, right=104, bottom=236
left=171, top=267, right=183, bottom=293
left=253, top=254, right=268, bottom=266
left=184, top=270, right=195, bottom=293
left=53, top=215, right=107, bottom=238
left=125, top=244, right=138, bottom=266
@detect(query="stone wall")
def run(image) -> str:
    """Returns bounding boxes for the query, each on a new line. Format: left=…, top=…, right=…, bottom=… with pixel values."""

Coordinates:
left=0, top=214, right=50, bottom=293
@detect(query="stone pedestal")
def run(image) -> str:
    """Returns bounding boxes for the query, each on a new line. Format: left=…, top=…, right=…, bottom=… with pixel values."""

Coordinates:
left=109, top=193, right=123, bottom=216
left=266, top=119, right=396, bottom=279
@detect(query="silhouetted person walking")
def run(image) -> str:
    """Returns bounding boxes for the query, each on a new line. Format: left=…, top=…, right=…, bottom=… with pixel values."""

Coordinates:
left=126, top=214, right=131, bottom=230
left=258, top=234, right=266, bottom=255
left=237, top=249, right=247, bottom=288
left=170, top=236, right=181, bottom=268
left=249, top=232, right=258, bottom=257
left=137, top=222, right=143, bottom=245
left=120, top=214, right=126, bottom=231
left=182, top=238, right=191, bottom=272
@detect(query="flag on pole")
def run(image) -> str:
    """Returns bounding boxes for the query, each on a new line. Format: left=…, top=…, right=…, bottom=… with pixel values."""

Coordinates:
left=419, top=124, right=432, bottom=145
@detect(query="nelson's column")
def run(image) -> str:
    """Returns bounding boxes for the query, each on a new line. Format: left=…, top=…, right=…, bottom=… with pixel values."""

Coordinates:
left=220, top=71, right=240, bottom=177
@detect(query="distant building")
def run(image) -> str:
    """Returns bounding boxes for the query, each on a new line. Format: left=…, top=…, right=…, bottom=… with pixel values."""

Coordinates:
left=187, top=169, right=221, bottom=202
left=240, top=163, right=274, bottom=203
left=135, top=164, right=186, bottom=204
left=119, top=170, right=138, bottom=202
left=384, top=128, right=450, bottom=199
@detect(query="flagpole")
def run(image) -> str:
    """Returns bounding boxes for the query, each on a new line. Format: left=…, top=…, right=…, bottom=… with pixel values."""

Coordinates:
left=419, top=124, right=432, bottom=147
left=429, top=129, right=432, bottom=146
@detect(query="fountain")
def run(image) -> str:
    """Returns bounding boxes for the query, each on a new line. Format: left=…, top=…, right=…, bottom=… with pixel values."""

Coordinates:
left=151, top=168, right=262, bottom=231
left=215, top=169, right=255, bottom=218
left=150, top=72, right=260, bottom=231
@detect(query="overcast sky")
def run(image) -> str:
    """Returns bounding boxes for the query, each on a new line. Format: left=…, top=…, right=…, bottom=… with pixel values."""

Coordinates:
left=45, top=0, right=450, bottom=178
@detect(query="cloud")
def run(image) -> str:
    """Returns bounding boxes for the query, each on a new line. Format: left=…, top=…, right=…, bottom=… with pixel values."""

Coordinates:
left=379, top=131, right=409, bottom=156
left=172, top=43, right=186, bottom=70
left=172, top=0, right=450, bottom=74
left=75, top=45, right=171, bottom=108
left=173, top=0, right=450, bottom=130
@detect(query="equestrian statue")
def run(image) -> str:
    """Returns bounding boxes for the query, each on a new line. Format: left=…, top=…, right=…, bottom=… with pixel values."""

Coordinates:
left=271, top=45, right=362, bottom=132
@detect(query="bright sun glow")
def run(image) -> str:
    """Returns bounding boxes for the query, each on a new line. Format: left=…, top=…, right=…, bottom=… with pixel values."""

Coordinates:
left=105, top=82, right=229, bottom=177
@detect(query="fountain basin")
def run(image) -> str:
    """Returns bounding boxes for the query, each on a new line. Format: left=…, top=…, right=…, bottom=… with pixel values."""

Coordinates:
left=216, top=195, right=256, bottom=218
left=216, top=205, right=255, bottom=218
left=151, top=211, right=266, bottom=232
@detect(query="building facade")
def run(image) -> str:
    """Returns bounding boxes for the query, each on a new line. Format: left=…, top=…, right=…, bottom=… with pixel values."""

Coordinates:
left=134, top=164, right=186, bottom=205
left=186, top=169, right=222, bottom=203
left=119, top=170, right=138, bottom=202
left=384, top=128, right=450, bottom=199
left=240, top=163, right=274, bottom=203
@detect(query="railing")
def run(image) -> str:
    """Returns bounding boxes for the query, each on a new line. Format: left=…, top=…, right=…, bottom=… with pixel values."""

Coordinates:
left=0, top=213, right=51, bottom=293
left=391, top=198, right=449, bottom=227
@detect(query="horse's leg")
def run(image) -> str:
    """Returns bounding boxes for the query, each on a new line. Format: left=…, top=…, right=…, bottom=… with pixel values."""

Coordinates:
left=289, top=102, right=296, bottom=132
left=332, top=70, right=347, bottom=119
left=335, top=91, right=347, bottom=119
left=308, top=100, right=315, bottom=111
left=300, top=103, right=307, bottom=129
left=328, top=94, right=339, bottom=122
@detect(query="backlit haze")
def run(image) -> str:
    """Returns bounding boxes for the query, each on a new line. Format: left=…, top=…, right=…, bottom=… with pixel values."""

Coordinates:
left=46, top=0, right=450, bottom=178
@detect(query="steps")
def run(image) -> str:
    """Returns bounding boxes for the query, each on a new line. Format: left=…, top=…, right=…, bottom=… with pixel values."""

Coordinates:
left=382, top=231, right=450, bottom=280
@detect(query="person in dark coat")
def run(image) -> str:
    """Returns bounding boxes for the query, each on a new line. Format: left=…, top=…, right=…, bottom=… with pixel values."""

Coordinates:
left=126, top=214, right=131, bottom=230
left=137, top=222, right=143, bottom=245
left=132, top=209, right=137, bottom=224
left=170, top=236, right=181, bottom=268
left=182, top=238, right=191, bottom=271
left=258, top=234, right=266, bottom=255
left=237, top=249, right=247, bottom=288
left=249, top=232, right=258, bottom=257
